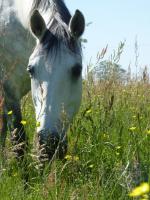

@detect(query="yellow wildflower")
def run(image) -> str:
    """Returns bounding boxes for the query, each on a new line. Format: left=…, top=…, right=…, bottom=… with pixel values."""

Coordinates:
left=116, top=146, right=121, bottom=150
left=89, top=164, right=94, bottom=168
left=129, top=182, right=150, bottom=197
left=146, top=130, right=150, bottom=135
left=36, top=121, right=41, bottom=127
left=65, top=155, right=79, bottom=161
left=103, top=133, right=109, bottom=139
left=132, top=115, right=136, bottom=119
left=20, top=120, right=27, bottom=125
left=65, top=155, right=72, bottom=160
left=129, top=126, right=136, bottom=131
left=86, top=109, right=92, bottom=114
left=74, top=156, right=79, bottom=161
left=13, top=172, right=18, bottom=177
left=8, top=110, right=13, bottom=115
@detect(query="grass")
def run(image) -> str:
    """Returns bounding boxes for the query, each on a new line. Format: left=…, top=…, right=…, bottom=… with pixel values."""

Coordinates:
left=0, top=48, right=150, bottom=199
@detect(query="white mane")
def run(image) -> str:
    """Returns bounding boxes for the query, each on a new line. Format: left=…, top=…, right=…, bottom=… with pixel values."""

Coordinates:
left=14, top=0, right=33, bottom=28
left=14, top=0, right=51, bottom=28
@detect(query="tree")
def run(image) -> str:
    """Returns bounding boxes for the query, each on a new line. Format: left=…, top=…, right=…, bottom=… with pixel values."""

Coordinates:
left=93, top=60, right=127, bottom=82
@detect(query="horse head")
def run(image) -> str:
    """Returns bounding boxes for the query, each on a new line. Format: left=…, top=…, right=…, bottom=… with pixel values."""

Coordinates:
left=27, top=7, right=85, bottom=159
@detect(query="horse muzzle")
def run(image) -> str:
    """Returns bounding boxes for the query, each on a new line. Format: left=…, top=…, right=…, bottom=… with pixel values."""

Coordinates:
left=37, top=130, right=68, bottom=160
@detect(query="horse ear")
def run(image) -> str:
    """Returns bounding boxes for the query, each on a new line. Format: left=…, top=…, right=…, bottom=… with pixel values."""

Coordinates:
left=30, top=10, right=46, bottom=39
left=69, top=10, right=85, bottom=39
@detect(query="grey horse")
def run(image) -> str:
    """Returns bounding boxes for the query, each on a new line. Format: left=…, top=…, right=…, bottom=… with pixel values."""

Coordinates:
left=0, top=0, right=85, bottom=160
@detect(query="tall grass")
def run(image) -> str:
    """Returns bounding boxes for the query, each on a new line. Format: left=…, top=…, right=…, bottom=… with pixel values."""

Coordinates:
left=0, top=46, right=150, bottom=199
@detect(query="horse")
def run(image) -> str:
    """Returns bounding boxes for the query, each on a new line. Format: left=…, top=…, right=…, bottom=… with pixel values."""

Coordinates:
left=0, top=0, right=85, bottom=161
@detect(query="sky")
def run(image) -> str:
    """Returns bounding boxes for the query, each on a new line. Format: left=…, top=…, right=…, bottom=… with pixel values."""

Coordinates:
left=66, top=0, right=150, bottom=74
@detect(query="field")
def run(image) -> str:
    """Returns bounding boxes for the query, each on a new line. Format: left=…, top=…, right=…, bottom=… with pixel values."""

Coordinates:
left=0, top=52, right=150, bottom=199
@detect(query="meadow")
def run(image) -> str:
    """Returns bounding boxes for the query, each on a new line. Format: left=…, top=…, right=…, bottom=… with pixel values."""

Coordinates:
left=0, top=46, right=150, bottom=200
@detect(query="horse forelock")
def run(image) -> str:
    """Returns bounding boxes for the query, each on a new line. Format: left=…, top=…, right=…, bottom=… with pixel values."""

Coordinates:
left=31, top=0, right=71, bottom=25
left=31, top=0, right=81, bottom=55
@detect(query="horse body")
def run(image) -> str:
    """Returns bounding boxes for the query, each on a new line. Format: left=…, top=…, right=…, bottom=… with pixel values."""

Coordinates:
left=0, top=0, right=85, bottom=160
left=0, top=0, right=34, bottom=153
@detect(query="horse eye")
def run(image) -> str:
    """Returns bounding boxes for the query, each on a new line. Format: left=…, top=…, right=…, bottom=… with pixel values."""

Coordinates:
left=27, top=65, right=34, bottom=77
left=71, top=64, right=82, bottom=79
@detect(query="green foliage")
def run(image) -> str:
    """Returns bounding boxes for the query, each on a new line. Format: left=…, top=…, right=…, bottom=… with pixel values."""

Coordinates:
left=0, top=76, right=150, bottom=200
left=0, top=41, right=150, bottom=199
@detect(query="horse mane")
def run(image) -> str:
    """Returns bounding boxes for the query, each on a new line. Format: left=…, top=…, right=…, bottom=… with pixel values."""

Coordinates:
left=31, top=0, right=71, bottom=25
left=30, top=0, right=80, bottom=54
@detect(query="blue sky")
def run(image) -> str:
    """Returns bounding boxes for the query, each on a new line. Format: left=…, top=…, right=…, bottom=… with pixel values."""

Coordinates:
left=66, top=0, right=150, bottom=73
